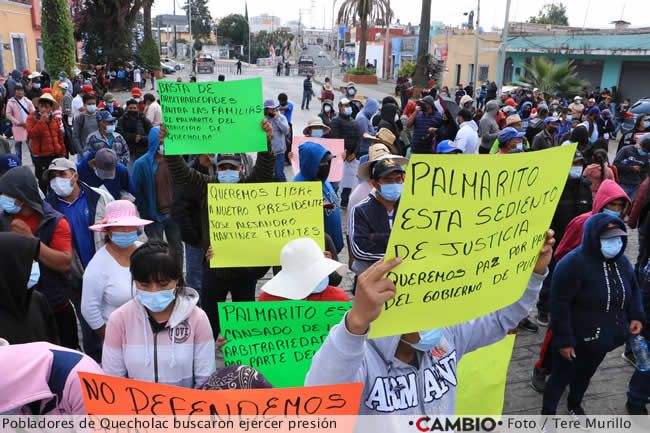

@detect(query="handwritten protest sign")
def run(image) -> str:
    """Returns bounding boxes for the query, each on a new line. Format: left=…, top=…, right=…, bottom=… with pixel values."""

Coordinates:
left=219, top=301, right=351, bottom=388
left=158, top=78, right=266, bottom=155
left=290, top=137, right=345, bottom=182
left=78, top=372, right=363, bottom=415
left=207, top=182, right=324, bottom=267
left=369, top=145, right=576, bottom=338
left=456, top=334, right=516, bottom=415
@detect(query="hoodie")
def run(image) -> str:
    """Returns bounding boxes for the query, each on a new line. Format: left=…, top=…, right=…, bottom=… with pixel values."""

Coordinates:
left=305, top=272, right=546, bottom=415
left=554, top=180, right=631, bottom=261
left=519, top=101, right=533, bottom=130
left=294, top=142, right=344, bottom=252
left=478, top=100, right=500, bottom=150
left=454, top=120, right=479, bottom=154
left=356, top=98, right=379, bottom=156
left=0, top=342, right=103, bottom=414
left=132, top=127, right=162, bottom=222
left=102, top=287, right=215, bottom=389
left=614, top=144, right=650, bottom=186
left=551, top=213, right=645, bottom=352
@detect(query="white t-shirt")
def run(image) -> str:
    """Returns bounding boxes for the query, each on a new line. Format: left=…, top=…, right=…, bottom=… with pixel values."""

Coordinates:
left=71, top=94, right=84, bottom=119
left=81, top=244, right=140, bottom=330
left=133, top=69, right=141, bottom=82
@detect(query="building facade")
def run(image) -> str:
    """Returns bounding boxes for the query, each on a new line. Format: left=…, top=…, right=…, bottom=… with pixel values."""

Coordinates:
left=250, top=14, right=281, bottom=34
left=390, top=36, right=418, bottom=79
left=0, top=0, right=39, bottom=75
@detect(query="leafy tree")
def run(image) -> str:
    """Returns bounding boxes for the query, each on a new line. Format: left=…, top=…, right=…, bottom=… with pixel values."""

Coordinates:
left=250, top=30, right=293, bottom=63
left=337, top=0, right=392, bottom=70
left=183, top=0, right=213, bottom=41
left=413, top=0, right=431, bottom=87
left=528, top=2, right=569, bottom=26
left=137, top=0, right=160, bottom=70
left=217, top=14, right=249, bottom=47
left=42, top=0, right=76, bottom=76
left=517, top=57, right=586, bottom=96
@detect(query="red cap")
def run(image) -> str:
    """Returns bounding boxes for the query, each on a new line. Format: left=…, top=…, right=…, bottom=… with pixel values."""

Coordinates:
left=81, top=84, right=94, bottom=95
left=23, top=69, right=31, bottom=76
left=504, top=98, right=517, bottom=107
left=42, top=88, right=53, bottom=95
left=131, top=87, right=142, bottom=97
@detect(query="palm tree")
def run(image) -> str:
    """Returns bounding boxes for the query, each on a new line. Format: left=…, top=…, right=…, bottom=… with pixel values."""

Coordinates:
left=518, top=57, right=586, bottom=97
left=337, top=0, right=392, bottom=70
left=413, top=0, right=432, bottom=88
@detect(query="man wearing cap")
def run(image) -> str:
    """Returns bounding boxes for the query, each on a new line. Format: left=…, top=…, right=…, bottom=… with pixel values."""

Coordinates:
left=532, top=117, right=560, bottom=151
left=77, top=148, right=134, bottom=201
left=117, top=99, right=153, bottom=164
left=263, top=99, right=290, bottom=181
left=26, top=74, right=43, bottom=102
left=71, top=84, right=94, bottom=119
left=59, top=82, right=73, bottom=126
left=349, top=158, right=406, bottom=275
left=98, top=93, right=124, bottom=119
left=6, top=84, right=35, bottom=163
left=454, top=109, right=479, bottom=154
left=0, top=166, right=78, bottom=349
left=276, top=93, right=294, bottom=164
left=84, top=111, right=130, bottom=165
left=568, top=96, right=585, bottom=120
left=496, top=127, right=527, bottom=154
left=406, top=95, right=442, bottom=154
left=0, top=154, right=21, bottom=178
left=614, top=133, right=650, bottom=201
left=329, top=96, right=362, bottom=161
left=525, top=103, right=550, bottom=145
left=581, top=106, right=601, bottom=146
left=72, top=93, right=99, bottom=154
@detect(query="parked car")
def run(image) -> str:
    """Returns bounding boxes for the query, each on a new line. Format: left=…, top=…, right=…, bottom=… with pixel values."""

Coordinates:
left=160, top=63, right=175, bottom=74
left=621, top=98, right=650, bottom=136
left=298, top=56, right=314, bottom=76
left=196, top=55, right=215, bottom=74
left=161, top=58, right=182, bottom=70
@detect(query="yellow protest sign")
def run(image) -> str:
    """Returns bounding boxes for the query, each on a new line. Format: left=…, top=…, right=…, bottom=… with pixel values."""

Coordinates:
left=207, top=182, right=325, bottom=267
left=369, top=145, right=576, bottom=338
left=456, top=334, right=516, bottom=415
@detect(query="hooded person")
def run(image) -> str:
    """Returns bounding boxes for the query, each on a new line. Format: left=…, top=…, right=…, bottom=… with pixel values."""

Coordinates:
left=0, top=233, right=59, bottom=345
left=519, top=101, right=533, bottom=130
left=318, top=99, right=336, bottom=128
left=294, top=142, right=344, bottom=253
left=543, top=214, right=645, bottom=415
left=0, top=341, right=104, bottom=415
left=356, top=97, right=379, bottom=157
left=478, top=100, right=500, bottom=154
left=305, top=231, right=555, bottom=417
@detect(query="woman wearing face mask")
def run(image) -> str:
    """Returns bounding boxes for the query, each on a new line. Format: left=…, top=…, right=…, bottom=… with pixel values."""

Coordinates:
left=303, top=117, right=330, bottom=139
left=0, top=232, right=59, bottom=345
left=318, top=100, right=336, bottom=128
left=583, top=149, right=617, bottom=200
left=81, top=201, right=152, bottom=343
left=543, top=214, right=644, bottom=415
left=614, top=133, right=650, bottom=202
left=102, top=240, right=216, bottom=388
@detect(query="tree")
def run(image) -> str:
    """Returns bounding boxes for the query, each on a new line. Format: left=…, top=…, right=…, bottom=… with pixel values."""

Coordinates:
left=517, top=57, right=586, bottom=96
left=137, top=0, right=160, bottom=70
left=412, top=0, right=431, bottom=87
left=249, top=30, right=293, bottom=63
left=528, top=2, right=569, bottom=26
left=42, top=0, right=76, bottom=76
left=183, top=0, right=213, bottom=41
left=217, top=14, right=249, bottom=47
left=337, top=0, right=392, bottom=70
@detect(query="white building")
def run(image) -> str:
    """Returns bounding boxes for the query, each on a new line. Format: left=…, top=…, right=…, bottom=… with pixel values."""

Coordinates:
left=250, top=14, right=282, bottom=33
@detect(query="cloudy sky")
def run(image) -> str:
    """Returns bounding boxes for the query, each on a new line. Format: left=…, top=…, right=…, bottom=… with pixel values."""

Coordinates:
left=154, top=0, right=648, bottom=30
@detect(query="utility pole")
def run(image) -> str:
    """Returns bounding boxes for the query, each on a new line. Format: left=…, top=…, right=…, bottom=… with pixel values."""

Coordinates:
left=496, top=0, right=511, bottom=96
left=472, top=0, right=481, bottom=101
left=188, top=0, right=193, bottom=61
left=383, top=0, right=391, bottom=80
left=173, top=1, right=177, bottom=58
left=332, top=0, right=337, bottom=54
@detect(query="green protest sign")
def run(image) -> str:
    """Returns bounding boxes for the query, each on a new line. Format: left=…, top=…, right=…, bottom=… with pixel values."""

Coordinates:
left=157, top=78, right=267, bottom=155
left=219, top=301, right=351, bottom=388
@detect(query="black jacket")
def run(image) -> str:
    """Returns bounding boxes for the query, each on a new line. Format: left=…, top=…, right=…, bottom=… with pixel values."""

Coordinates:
left=551, top=177, right=593, bottom=243
left=172, top=158, right=208, bottom=246
left=117, top=111, right=153, bottom=161
left=328, top=114, right=361, bottom=154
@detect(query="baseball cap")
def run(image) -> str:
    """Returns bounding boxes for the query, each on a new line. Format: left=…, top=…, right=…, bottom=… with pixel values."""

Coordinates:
left=96, top=110, right=116, bottom=123
left=216, top=154, right=243, bottom=167
left=103, top=92, right=116, bottom=103
left=42, top=158, right=76, bottom=180
left=263, top=99, right=278, bottom=109
left=14, top=83, right=24, bottom=90
left=544, top=116, right=559, bottom=124
left=498, top=127, right=526, bottom=143
left=131, top=87, right=142, bottom=97
left=81, top=84, right=94, bottom=94
left=574, top=96, right=583, bottom=101
left=371, top=158, right=406, bottom=180
left=0, top=154, right=21, bottom=175
left=339, top=97, right=351, bottom=105
left=588, top=106, right=601, bottom=116
left=94, top=148, right=117, bottom=179
left=600, top=226, right=627, bottom=239
left=436, top=140, right=462, bottom=154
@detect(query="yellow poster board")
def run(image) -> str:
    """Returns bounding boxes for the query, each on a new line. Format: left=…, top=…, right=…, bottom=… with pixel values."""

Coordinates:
left=456, top=334, right=516, bottom=415
left=369, top=145, right=576, bottom=338
left=207, top=182, right=325, bottom=267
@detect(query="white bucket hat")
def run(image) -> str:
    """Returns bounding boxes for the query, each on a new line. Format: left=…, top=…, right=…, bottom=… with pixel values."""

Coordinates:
left=261, top=238, right=344, bottom=300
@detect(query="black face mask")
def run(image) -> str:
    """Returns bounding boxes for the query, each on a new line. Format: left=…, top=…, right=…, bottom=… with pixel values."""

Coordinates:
left=317, top=163, right=331, bottom=181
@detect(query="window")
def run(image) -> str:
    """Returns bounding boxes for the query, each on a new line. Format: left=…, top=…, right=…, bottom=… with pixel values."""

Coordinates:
left=504, top=57, right=514, bottom=84
left=455, top=64, right=462, bottom=85
left=10, top=33, right=28, bottom=72
left=468, top=64, right=475, bottom=84
left=479, top=65, right=489, bottom=82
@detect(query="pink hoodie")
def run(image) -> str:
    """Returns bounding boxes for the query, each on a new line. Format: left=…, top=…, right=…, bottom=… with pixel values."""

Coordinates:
left=554, top=179, right=631, bottom=262
left=0, top=342, right=103, bottom=414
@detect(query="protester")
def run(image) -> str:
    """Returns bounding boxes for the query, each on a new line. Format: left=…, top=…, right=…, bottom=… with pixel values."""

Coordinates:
left=582, top=106, right=601, bottom=147
left=6, top=84, right=35, bottom=163
left=496, top=127, right=526, bottom=154
left=72, top=93, right=99, bottom=154
left=302, top=117, right=330, bottom=138
left=77, top=148, right=134, bottom=201
left=277, top=93, right=294, bottom=163
left=454, top=109, right=479, bottom=154
left=407, top=96, right=441, bottom=154
left=85, top=110, right=130, bottom=165
left=375, top=99, right=403, bottom=149
left=329, top=96, right=361, bottom=161
left=321, top=78, right=335, bottom=102
left=301, top=75, right=314, bottom=110
left=614, top=133, right=650, bottom=201
left=356, top=98, right=379, bottom=157
left=102, top=240, right=216, bottom=388
left=260, top=238, right=349, bottom=302
left=306, top=230, right=554, bottom=415
left=568, top=96, right=585, bottom=119
left=531, top=117, right=559, bottom=151
left=583, top=149, right=617, bottom=200
left=478, top=100, right=500, bottom=154
left=618, top=115, right=650, bottom=153
left=318, top=99, right=336, bottom=128
left=543, top=214, right=644, bottom=415
left=71, top=84, right=94, bottom=119
left=117, top=99, right=153, bottom=164
left=143, top=93, right=163, bottom=127
left=436, top=140, right=463, bottom=154
left=263, top=99, right=290, bottom=181
left=0, top=154, right=21, bottom=177
left=597, top=109, right=616, bottom=140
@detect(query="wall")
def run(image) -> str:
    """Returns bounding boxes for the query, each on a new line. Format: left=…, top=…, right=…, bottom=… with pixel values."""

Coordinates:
left=391, top=36, right=418, bottom=79
left=430, top=30, right=500, bottom=90
left=354, top=41, right=384, bottom=77
left=0, top=0, right=38, bottom=75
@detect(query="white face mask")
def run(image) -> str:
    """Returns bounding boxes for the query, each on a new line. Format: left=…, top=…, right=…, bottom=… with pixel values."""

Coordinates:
left=50, top=176, right=74, bottom=197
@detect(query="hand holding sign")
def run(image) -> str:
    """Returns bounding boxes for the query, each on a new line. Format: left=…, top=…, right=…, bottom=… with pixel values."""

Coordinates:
left=535, top=229, right=555, bottom=275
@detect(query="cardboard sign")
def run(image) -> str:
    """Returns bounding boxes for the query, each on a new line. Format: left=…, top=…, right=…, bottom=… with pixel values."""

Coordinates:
left=207, top=182, right=325, bottom=267
left=369, top=145, right=577, bottom=338
left=290, top=137, right=345, bottom=182
left=78, top=372, right=363, bottom=415
left=219, top=301, right=351, bottom=388
left=456, top=334, right=516, bottom=415
left=158, top=79, right=267, bottom=155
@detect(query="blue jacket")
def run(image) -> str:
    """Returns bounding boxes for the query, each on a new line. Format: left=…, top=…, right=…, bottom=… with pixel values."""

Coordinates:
left=77, top=152, right=134, bottom=200
left=355, top=98, right=379, bottom=156
left=294, top=142, right=344, bottom=253
left=132, top=128, right=161, bottom=222
left=551, top=213, right=645, bottom=352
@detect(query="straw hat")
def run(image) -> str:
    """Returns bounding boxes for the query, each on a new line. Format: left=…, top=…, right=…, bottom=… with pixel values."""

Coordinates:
left=357, top=143, right=408, bottom=180
left=505, top=113, right=522, bottom=126
left=302, top=117, right=331, bottom=135
left=38, top=93, right=57, bottom=105
left=90, top=200, right=153, bottom=232
left=261, top=238, right=345, bottom=300
left=363, top=128, right=399, bottom=154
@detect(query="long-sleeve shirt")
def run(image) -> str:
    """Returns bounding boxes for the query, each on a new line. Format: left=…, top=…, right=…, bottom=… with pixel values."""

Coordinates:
left=614, top=145, right=650, bottom=186
left=145, top=101, right=163, bottom=127
left=268, top=114, right=289, bottom=155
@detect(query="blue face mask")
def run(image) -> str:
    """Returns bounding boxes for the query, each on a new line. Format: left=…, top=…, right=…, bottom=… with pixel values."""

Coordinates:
left=600, top=237, right=623, bottom=259
left=311, top=129, right=324, bottom=138
left=218, top=169, right=240, bottom=184
left=0, top=195, right=22, bottom=214
left=136, top=288, right=176, bottom=312
left=106, top=125, right=116, bottom=134
left=343, top=107, right=353, bottom=116
left=312, top=277, right=329, bottom=294
left=28, top=262, right=40, bottom=289
left=379, top=183, right=403, bottom=202
left=602, top=208, right=622, bottom=218
left=33, top=83, right=41, bottom=89
left=408, top=328, right=444, bottom=352
left=86, top=104, right=96, bottom=113
left=111, top=231, right=138, bottom=248
left=569, top=166, right=583, bottom=179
